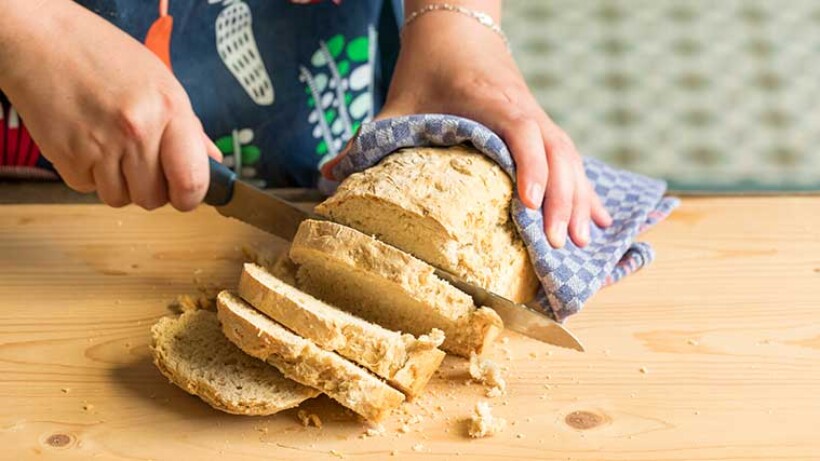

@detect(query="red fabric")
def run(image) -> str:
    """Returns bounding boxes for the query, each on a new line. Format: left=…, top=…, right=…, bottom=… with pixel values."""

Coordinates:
left=0, top=93, right=54, bottom=179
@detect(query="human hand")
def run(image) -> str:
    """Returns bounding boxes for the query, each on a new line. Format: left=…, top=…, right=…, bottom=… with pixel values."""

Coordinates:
left=0, top=0, right=220, bottom=211
left=365, top=3, right=612, bottom=248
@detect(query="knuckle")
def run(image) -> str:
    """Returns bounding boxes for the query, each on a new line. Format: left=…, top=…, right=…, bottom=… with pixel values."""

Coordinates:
left=159, top=82, right=190, bottom=114
left=172, top=171, right=207, bottom=203
left=65, top=178, right=96, bottom=194
left=132, top=195, right=165, bottom=211
left=101, top=194, right=130, bottom=208
left=116, top=107, right=150, bottom=144
left=501, top=111, right=538, bottom=135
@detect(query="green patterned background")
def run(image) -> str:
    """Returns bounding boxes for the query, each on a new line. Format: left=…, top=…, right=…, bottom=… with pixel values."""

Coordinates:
left=503, top=0, right=820, bottom=192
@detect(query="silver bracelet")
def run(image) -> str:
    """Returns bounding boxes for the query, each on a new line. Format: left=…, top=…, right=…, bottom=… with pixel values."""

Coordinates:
left=402, top=3, right=510, bottom=50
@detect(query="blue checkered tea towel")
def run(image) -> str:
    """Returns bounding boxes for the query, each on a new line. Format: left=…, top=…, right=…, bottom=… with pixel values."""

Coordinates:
left=325, top=115, right=679, bottom=321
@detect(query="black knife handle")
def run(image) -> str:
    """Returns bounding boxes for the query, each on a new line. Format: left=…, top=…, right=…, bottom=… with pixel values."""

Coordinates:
left=204, top=157, right=237, bottom=206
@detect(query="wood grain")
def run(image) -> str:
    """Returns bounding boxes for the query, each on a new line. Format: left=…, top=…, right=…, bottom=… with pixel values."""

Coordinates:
left=1, top=197, right=818, bottom=460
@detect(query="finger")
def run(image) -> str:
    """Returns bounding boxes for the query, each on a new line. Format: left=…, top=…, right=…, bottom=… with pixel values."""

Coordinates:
left=321, top=103, right=386, bottom=180
left=320, top=139, right=354, bottom=180
left=590, top=182, right=613, bottom=228
left=92, top=154, right=130, bottom=208
left=53, top=161, right=97, bottom=194
left=122, top=142, right=168, bottom=211
left=196, top=119, right=222, bottom=162
left=203, top=133, right=222, bottom=161
left=542, top=127, right=577, bottom=249
left=159, top=115, right=210, bottom=212
left=568, top=167, right=592, bottom=247
left=500, top=118, right=548, bottom=210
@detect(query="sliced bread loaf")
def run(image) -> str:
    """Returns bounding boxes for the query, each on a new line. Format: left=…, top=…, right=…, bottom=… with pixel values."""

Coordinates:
left=289, top=219, right=503, bottom=357
left=315, top=145, right=539, bottom=303
left=150, top=310, right=319, bottom=415
left=216, top=290, right=406, bottom=422
left=238, top=263, right=446, bottom=398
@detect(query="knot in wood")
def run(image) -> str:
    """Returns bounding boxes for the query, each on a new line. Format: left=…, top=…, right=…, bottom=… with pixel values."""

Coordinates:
left=45, top=433, right=74, bottom=448
left=565, top=410, right=606, bottom=430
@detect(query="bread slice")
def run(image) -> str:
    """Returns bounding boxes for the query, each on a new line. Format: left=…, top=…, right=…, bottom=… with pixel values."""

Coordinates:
left=315, top=145, right=539, bottom=303
left=216, top=291, right=405, bottom=422
left=289, top=219, right=503, bottom=357
left=150, top=310, right=319, bottom=415
left=238, top=263, right=445, bottom=398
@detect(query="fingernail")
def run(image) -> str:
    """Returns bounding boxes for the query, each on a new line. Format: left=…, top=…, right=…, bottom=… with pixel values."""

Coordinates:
left=578, top=222, right=590, bottom=246
left=548, top=219, right=567, bottom=248
left=526, top=183, right=544, bottom=209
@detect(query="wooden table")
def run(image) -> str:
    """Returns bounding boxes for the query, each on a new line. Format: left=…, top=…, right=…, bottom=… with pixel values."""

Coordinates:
left=1, top=197, right=818, bottom=460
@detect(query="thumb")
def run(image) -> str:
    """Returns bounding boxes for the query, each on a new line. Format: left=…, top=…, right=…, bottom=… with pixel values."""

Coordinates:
left=321, top=104, right=406, bottom=180
left=320, top=138, right=353, bottom=180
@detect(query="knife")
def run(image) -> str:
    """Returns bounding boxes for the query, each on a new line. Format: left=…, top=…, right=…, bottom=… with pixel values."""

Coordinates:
left=204, top=158, right=585, bottom=351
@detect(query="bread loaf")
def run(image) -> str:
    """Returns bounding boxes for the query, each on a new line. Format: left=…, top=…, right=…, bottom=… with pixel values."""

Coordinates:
left=315, top=145, right=539, bottom=303
left=217, top=291, right=406, bottom=422
left=238, top=263, right=446, bottom=398
left=150, top=310, right=319, bottom=415
left=289, top=219, right=503, bottom=357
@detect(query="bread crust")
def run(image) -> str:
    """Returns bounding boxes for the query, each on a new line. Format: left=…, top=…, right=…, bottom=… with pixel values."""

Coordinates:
left=217, top=291, right=406, bottom=422
left=150, top=310, right=319, bottom=415
left=315, top=145, right=539, bottom=303
left=290, top=219, right=503, bottom=357
left=238, top=263, right=445, bottom=398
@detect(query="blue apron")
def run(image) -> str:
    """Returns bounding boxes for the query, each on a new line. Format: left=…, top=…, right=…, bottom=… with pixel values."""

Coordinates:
left=2, top=0, right=401, bottom=187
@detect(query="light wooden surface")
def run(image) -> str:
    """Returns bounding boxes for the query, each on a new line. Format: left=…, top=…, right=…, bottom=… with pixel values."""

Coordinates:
left=1, top=197, right=818, bottom=460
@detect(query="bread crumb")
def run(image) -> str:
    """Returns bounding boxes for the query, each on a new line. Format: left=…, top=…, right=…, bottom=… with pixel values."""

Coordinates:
left=639, top=367, right=649, bottom=374
left=297, top=410, right=322, bottom=428
left=360, top=424, right=385, bottom=438
left=687, top=339, right=699, bottom=346
left=412, top=444, right=425, bottom=452
left=399, top=424, right=410, bottom=433
left=168, top=293, right=216, bottom=314
left=486, top=386, right=503, bottom=398
left=61, top=388, right=71, bottom=394
left=329, top=449, right=345, bottom=459
left=82, top=403, right=94, bottom=411
left=467, top=401, right=506, bottom=438
left=416, top=329, right=446, bottom=349
left=516, top=433, right=525, bottom=439
left=390, top=450, right=398, bottom=456
left=529, top=352, right=537, bottom=358
left=501, top=337, right=510, bottom=344
left=469, top=352, right=506, bottom=397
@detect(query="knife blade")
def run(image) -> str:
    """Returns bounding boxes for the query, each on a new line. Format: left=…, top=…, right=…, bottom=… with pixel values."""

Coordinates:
left=204, top=157, right=584, bottom=351
left=433, top=270, right=584, bottom=351
left=205, top=157, right=318, bottom=241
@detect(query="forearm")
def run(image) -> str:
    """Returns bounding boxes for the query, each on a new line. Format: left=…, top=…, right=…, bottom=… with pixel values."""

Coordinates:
left=0, top=0, right=66, bottom=89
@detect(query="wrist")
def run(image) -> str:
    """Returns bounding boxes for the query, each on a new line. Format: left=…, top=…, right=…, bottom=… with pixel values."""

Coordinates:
left=400, top=2, right=508, bottom=55
left=400, top=7, right=508, bottom=57
left=404, top=0, right=501, bottom=23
